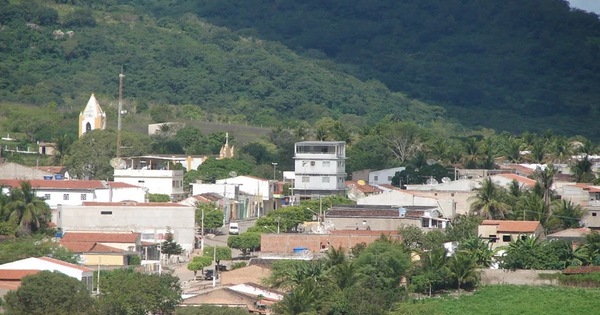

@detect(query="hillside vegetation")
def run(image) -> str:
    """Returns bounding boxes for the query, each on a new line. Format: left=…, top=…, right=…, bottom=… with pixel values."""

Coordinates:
left=0, top=0, right=449, bottom=129
left=137, top=0, right=600, bottom=137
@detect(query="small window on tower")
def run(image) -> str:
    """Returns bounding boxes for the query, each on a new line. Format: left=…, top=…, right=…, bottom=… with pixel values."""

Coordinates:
left=86, top=122, right=91, bottom=132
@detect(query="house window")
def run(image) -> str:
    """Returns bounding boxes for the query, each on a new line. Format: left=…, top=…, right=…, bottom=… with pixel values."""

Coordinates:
left=322, top=177, right=330, bottom=183
left=521, top=235, right=527, bottom=241
left=593, top=212, right=597, bottom=217
left=101, top=211, right=113, bottom=215
left=80, top=194, right=87, bottom=201
left=387, top=176, right=392, bottom=181
left=322, top=161, right=330, bottom=167
left=596, top=193, right=600, bottom=200
left=488, top=235, right=497, bottom=243
left=44, top=194, right=51, bottom=200
left=63, top=194, right=69, bottom=201
left=421, top=218, right=430, bottom=228
left=302, top=177, right=310, bottom=183
left=374, top=176, right=379, bottom=181
left=503, top=235, right=511, bottom=242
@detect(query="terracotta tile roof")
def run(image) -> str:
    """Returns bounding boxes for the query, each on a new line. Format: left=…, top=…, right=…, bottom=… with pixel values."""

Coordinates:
left=61, top=232, right=140, bottom=243
left=499, top=164, right=535, bottom=176
left=0, top=269, right=40, bottom=280
left=481, top=220, right=541, bottom=233
left=493, top=174, right=536, bottom=187
left=37, top=257, right=93, bottom=272
left=81, top=201, right=187, bottom=207
left=378, top=184, right=401, bottom=190
left=562, top=266, right=600, bottom=274
left=32, top=166, right=65, bottom=174
left=0, top=180, right=140, bottom=190
left=60, top=242, right=124, bottom=253
left=345, top=181, right=382, bottom=194
left=0, top=179, right=105, bottom=190
left=573, top=183, right=600, bottom=193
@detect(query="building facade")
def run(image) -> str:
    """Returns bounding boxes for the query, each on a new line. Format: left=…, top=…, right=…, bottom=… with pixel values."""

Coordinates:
left=368, top=167, right=406, bottom=186
left=293, top=141, right=346, bottom=200
left=57, top=201, right=195, bottom=252
left=79, top=94, right=106, bottom=138
left=113, top=156, right=186, bottom=201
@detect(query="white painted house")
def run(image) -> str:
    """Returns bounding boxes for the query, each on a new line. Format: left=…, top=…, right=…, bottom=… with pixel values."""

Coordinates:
left=368, top=167, right=406, bottom=186
left=358, top=190, right=456, bottom=218
left=0, top=179, right=145, bottom=222
left=0, top=257, right=94, bottom=290
left=57, top=201, right=195, bottom=252
left=113, top=156, right=186, bottom=201
left=293, top=141, right=346, bottom=199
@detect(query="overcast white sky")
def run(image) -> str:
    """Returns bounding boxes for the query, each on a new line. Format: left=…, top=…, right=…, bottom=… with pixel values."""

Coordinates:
left=569, top=0, right=600, bottom=14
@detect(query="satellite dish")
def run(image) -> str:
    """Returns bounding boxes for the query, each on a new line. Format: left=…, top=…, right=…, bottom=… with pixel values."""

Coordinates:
left=426, top=178, right=439, bottom=186
left=357, top=180, right=366, bottom=186
left=229, top=171, right=237, bottom=177
left=442, top=177, right=451, bottom=183
left=347, top=186, right=366, bottom=201
left=110, top=158, right=126, bottom=170
left=430, top=209, right=441, bottom=218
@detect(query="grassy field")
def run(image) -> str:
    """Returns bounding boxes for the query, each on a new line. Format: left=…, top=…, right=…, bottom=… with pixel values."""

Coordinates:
left=398, top=285, right=600, bottom=315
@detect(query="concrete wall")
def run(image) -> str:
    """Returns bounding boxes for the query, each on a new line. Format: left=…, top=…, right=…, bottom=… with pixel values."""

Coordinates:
left=0, top=163, right=54, bottom=180
left=328, top=217, right=421, bottom=231
left=83, top=254, right=127, bottom=266
left=405, top=191, right=473, bottom=215
left=358, top=190, right=457, bottom=218
left=57, top=204, right=195, bottom=252
left=216, top=176, right=273, bottom=200
left=261, top=233, right=402, bottom=254
left=479, top=269, right=559, bottom=286
left=351, top=169, right=372, bottom=182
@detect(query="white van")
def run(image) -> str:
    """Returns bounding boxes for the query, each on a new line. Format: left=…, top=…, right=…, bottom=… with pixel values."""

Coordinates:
left=228, top=222, right=239, bottom=235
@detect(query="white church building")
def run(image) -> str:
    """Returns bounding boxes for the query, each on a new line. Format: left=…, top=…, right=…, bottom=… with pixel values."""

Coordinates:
left=79, top=93, right=106, bottom=138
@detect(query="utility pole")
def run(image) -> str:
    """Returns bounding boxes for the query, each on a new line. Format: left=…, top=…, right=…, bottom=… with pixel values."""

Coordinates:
left=201, top=206, right=205, bottom=251
left=212, top=246, right=217, bottom=288
left=116, top=67, right=125, bottom=158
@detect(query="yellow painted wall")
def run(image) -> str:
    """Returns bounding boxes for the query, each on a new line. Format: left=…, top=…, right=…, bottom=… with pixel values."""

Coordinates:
left=83, top=254, right=126, bottom=266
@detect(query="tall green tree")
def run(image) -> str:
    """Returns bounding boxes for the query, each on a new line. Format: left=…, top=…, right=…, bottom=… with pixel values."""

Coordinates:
left=468, top=178, right=511, bottom=219
left=161, top=227, right=183, bottom=259
left=447, top=253, right=478, bottom=290
left=571, top=156, right=595, bottom=183
left=6, top=181, right=51, bottom=233
left=3, top=271, right=94, bottom=315
left=227, top=232, right=261, bottom=257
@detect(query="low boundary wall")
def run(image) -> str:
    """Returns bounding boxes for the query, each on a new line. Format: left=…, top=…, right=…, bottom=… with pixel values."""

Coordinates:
left=261, top=231, right=401, bottom=253
left=479, top=269, right=560, bottom=286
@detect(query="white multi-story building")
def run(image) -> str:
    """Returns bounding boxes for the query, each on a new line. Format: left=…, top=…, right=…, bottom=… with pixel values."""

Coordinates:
left=293, top=141, right=346, bottom=199
left=113, top=156, right=186, bottom=201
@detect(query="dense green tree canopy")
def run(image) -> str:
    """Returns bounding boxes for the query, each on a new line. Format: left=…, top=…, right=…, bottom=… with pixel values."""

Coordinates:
left=3, top=271, right=94, bottom=315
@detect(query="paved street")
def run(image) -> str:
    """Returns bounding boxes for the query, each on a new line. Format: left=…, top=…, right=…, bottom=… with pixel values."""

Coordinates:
left=171, top=219, right=256, bottom=292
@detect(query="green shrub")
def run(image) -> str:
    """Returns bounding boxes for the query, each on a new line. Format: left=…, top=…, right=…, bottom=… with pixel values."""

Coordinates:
left=230, top=262, right=247, bottom=270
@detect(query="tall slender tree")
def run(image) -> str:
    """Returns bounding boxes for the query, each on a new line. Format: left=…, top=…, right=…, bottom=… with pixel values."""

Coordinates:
left=533, top=166, right=556, bottom=217
left=468, top=178, right=511, bottom=219
left=6, top=181, right=51, bottom=233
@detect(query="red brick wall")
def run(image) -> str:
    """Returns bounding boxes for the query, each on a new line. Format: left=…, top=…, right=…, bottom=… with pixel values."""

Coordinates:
left=261, top=233, right=402, bottom=253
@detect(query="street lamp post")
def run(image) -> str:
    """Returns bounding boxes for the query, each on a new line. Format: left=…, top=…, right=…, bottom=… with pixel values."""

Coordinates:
left=271, top=162, right=278, bottom=181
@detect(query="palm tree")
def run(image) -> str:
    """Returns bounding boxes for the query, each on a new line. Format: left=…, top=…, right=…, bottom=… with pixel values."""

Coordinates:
left=571, top=156, right=595, bottom=183
left=533, top=165, right=555, bottom=216
left=293, top=126, right=307, bottom=140
left=460, top=237, right=496, bottom=268
left=552, top=200, right=585, bottom=230
left=529, top=140, right=546, bottom=163
left=324, top=246, right=346, bottom=268
left=447, top=252, right=477, bottom=290
left=328, top=262, right=360, bottom=290
left=469, top=178, right=511, bottom=219
left=315, top=125, right=328, bottom=141
left=331, top=122, right=352, bottom=144
left=503, top=137, right=522, bottom=163
left=549, top=137, right=572, bottom=163
left=6, top=181, right=51, bottom=232
left=273, top=279, right=323, bottom=315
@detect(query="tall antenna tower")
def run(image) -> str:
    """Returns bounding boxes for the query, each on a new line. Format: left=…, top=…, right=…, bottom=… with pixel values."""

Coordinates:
left=117, top=67, right=125, bottom=158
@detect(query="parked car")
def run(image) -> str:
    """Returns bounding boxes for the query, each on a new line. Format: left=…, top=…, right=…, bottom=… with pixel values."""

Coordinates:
left=229, top=222, right=239, bottom=235
left=204, top=269, right=217, bottom=280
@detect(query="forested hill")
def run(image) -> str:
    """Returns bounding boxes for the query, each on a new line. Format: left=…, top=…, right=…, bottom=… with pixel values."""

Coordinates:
left=0, top=0, right=448, bottom=128
left=133, top=0, right=600, bottom=137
